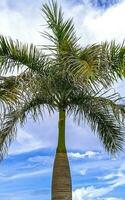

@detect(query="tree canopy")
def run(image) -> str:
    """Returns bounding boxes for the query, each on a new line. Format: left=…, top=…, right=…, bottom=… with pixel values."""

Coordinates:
left=0, top=0, right=125, bottom=160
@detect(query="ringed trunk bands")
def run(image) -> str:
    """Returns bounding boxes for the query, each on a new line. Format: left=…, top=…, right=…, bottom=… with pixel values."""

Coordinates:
left=52, top=152, right=72, bottom=200
left=51, top=109, right=72, bottom=200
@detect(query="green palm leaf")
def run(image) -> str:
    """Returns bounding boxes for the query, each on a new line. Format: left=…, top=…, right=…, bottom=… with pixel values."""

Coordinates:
left=0, top=35, right=49, bottom=74
left=42, top=0, right=78, bottom=52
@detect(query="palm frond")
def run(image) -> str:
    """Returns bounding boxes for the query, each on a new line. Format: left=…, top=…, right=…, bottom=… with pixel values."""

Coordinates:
left=0, top=110, right=18, bottom=160
left=42, top=0, right=78, bottom=53
left=63, top=40, right=125, bottom=89
left=0, top=35, right=49, bottom=74
left=63, top=44, right=118, bottom=89
left=69, top=89, right=125, bottom=154
left=0, top=92, right=56, bottom=160
left=100, top=41, right=125, bottom=79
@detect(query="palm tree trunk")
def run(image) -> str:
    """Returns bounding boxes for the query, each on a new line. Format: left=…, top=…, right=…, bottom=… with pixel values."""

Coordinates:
left=51, top=109, right=72, bottom=200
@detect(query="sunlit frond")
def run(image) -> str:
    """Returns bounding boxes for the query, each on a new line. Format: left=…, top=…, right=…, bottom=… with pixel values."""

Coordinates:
left=61, top=40, right=125, bottom=89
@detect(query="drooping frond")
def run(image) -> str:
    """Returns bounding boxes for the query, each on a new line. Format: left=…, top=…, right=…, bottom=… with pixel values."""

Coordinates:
left=0, top=35, right=49, bottom=74
left=69, top=89, right=125, bottom=154
left=0, top=92, right=56, bottom=160
left=0, top=110, right=18, bottom=160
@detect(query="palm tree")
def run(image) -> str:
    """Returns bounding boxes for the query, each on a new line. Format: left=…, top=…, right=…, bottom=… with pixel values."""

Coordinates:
left=0, top=1, right=125, bottom=199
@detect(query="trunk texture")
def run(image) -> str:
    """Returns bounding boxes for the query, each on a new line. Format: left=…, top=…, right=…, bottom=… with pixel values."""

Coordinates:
left=51, top=110, right=72, bottom=200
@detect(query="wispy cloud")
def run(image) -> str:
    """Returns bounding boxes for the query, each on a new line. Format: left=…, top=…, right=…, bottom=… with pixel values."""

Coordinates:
left=69, top=151, right=100, bottom=159
left=73, top=185, right=114, bottom=200
left=98, top=172, right=124, bottom=180
left=0, top=169, right=50, bottom=181
left=73, top=161, right=125, bottom=199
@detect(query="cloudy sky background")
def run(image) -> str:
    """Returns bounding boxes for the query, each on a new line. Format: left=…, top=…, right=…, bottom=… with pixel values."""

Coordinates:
left=0, top=0, right=125, bottom=199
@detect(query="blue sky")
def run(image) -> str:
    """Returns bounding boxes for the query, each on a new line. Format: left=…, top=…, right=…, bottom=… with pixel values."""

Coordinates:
left=0, top=149, right=125, bottom=200
left=0, top=0, right=125, bottom=199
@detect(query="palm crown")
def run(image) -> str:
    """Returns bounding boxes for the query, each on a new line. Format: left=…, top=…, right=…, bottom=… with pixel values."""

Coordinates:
left=0, top=0, right=125, bottom=160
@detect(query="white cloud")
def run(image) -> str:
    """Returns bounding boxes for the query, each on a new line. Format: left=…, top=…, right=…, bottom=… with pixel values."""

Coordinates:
left=73, top=186, right=113, bottom=200
left=108, top=173, right=125, bottom=187
left=73, top=161, right=125, bottom=200
left=98, top=161, right=125, bottom=188
left=0, top=0, right=46, bottom=45
left=73, top=185, right=122, bottom=200
left=69, top=151, right=100, bottom=159
left=1, top=0, right=125, bottom=46
left=70, top=0, right=125, bottom=46
left=79, top=169, right=88, bottom=176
